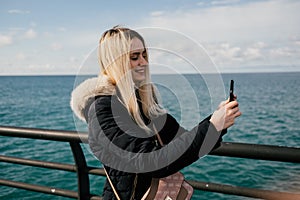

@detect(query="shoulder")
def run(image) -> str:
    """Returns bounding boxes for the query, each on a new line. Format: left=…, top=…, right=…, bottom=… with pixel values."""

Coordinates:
left=88, top=95, right=127, bottom=124
left=70, top=75, right=116, bottom=122
left=87, top=95, right=113, bottom=119
left=94, top=95, right=113, bottom=107
left=92, top=95, right=124, bottom=113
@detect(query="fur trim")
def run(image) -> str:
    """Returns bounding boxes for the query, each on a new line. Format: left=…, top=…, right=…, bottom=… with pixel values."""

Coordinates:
left=70, top=75, right=115, bottom=122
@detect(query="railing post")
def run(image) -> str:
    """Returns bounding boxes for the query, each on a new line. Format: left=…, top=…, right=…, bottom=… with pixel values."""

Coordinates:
left=69, top=141, right=90, bottom=200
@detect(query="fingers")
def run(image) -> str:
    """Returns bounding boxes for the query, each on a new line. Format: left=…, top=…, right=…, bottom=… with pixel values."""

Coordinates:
left=221, top=95, right=238, bottom=108
left=226, top=104, right=242, bottom=127
left=227, top=103, right=242, bottom=117
left=218, top=100, right=228, bottom=109
left=226, top=100, right=239, bottom=109
left=212, top=98, right=242, bottom=130
left=233, top=94, right=237, bottom=100
left=234, top=109, right=242, bottom=117
left=224, top=100, right=242, bottom=128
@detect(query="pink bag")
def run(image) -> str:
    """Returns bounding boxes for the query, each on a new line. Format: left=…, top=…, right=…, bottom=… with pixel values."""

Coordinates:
left=142, top=171, right=194, bottom=200
left=142, top=125, right=194, bottom=200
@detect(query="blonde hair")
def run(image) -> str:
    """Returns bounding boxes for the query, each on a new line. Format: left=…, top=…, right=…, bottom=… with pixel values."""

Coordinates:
left=98, top=26, right=165, bottom=132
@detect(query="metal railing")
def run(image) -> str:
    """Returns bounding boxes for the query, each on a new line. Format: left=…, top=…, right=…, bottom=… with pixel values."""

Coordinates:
left=0, top=126, right=300, bottom=200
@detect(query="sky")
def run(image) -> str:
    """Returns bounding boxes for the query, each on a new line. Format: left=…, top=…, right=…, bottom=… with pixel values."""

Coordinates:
left=0, top=0, right=300, bottom=75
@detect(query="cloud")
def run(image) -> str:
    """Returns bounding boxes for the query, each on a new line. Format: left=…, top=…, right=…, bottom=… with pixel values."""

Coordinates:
left=2, top=0, right=299, bottom=75
left=58, top=27, right=67, bottom=32
left=69, top=56, right=78, bottom=63
left=150, top=11, right=165, bottom=17
left=24, top=29, right=37, bottom=39
left=30, top=22, right=37, bottom=27
left=243, top=47, right=263, bottom=60
left=50, top=42, right=63, bottom=51
left=0, top=34, right=13, bottom=47
left=145, top=0, right=300, bottom=42
left=15, top=52, right=26, bottom=60
left=211, top=0, right=241, bottom=6
left=270, top=47, right=295, bottom=57
left=206, top=43, right=243, bottom=66
left=242, top=42, right=267, bottom=60
left=295, top=41, right=300, bottom=46
left=140, top=0, right=300, bottom=69
left=27, top=63, right=56, bottom=74
left=8, top=9, right=30, bottom=14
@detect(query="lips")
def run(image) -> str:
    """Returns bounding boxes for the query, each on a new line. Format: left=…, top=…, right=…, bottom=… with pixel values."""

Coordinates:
left=134, top=68, right=145, bottom=73
left=132, top=67, right=146, bottom=83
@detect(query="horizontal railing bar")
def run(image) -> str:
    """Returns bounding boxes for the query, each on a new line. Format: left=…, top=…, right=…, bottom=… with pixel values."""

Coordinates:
left=0, top=155, right=76, bottom=172
left=86, top=168, right=300, bottom=199
left=0, top=126, right=87, bottom=143
left=188, top=180, right=300, bottom=200
left=1, top=125, right=300, bottom=199
left=87, top=167, right=105, bottom=176
left=0, top=154, right=106, bottom=177
left=1, top=155, right=299, bottom=200
left=0, top=178, right=79, bottom=198
left=1, top=126, right=300, bottom=163
left=210, top=142, right=300, bottom=163
left=0, top=179, right=102, bottom=200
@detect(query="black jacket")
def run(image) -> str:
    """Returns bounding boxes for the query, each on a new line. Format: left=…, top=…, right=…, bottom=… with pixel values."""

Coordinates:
left=70, top=76, right=223, bottom=200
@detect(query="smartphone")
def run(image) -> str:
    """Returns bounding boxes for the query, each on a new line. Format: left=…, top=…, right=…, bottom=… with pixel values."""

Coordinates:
left=229, top=80, right=234, bottom=102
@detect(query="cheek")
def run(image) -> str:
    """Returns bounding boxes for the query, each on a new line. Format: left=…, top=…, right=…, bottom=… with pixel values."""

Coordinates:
left=130, top=60, right=138, bottom=68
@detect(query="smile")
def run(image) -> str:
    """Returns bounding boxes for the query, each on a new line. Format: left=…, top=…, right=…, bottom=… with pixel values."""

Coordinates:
left=134, top=68, right=145, bottom=73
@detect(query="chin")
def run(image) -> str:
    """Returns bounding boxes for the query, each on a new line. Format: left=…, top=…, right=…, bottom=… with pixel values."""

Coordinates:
left=133, top=77, right=146, bottom=86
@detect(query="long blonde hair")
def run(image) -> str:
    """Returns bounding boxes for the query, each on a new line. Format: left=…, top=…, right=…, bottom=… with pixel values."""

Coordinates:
left=98, top=26, right=165, bottom=132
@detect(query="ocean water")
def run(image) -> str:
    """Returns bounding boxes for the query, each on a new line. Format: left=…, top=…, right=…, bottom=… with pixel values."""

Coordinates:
left=0, top=73, right=299, bottom=199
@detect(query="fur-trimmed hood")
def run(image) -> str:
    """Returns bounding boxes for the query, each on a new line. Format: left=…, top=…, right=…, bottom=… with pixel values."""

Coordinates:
left=70, top=75, right=115, bottom=122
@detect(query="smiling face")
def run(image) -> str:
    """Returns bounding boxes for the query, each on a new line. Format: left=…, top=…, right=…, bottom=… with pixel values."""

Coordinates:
left=130, top=37, right=148, bottom=85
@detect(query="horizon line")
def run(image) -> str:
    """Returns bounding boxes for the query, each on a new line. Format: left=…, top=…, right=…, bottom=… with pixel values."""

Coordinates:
left=1, top=70, right=300, bottom=77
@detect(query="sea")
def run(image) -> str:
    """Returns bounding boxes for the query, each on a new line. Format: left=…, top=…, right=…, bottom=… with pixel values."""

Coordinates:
left=0, top=72, right=299, bottom=200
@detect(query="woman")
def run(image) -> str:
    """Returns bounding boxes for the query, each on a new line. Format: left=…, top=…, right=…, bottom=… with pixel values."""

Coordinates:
left=71, top=26, right=241, bottom=199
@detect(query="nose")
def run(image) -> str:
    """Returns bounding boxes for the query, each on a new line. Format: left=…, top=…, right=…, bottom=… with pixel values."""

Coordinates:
left=139, top=55, right=148, bottom=66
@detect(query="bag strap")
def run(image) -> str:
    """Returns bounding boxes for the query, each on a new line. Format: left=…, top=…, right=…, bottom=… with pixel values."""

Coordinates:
left=104, top=124, right=162, bottom=200
left=103, top=167, right=121, bottom=200
left=104, top=167, right=138, bottom=200
left=153, top=124, right=164, bottom=146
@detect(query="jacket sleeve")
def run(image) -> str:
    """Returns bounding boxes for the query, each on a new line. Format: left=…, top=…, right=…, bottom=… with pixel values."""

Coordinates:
left=87, top=95, right=223, bottom=176
left=148, top=115, right=223, bottom=178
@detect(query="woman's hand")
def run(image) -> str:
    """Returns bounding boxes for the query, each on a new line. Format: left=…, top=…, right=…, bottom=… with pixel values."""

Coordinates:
left=210, top=98, right=242, bottom=132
